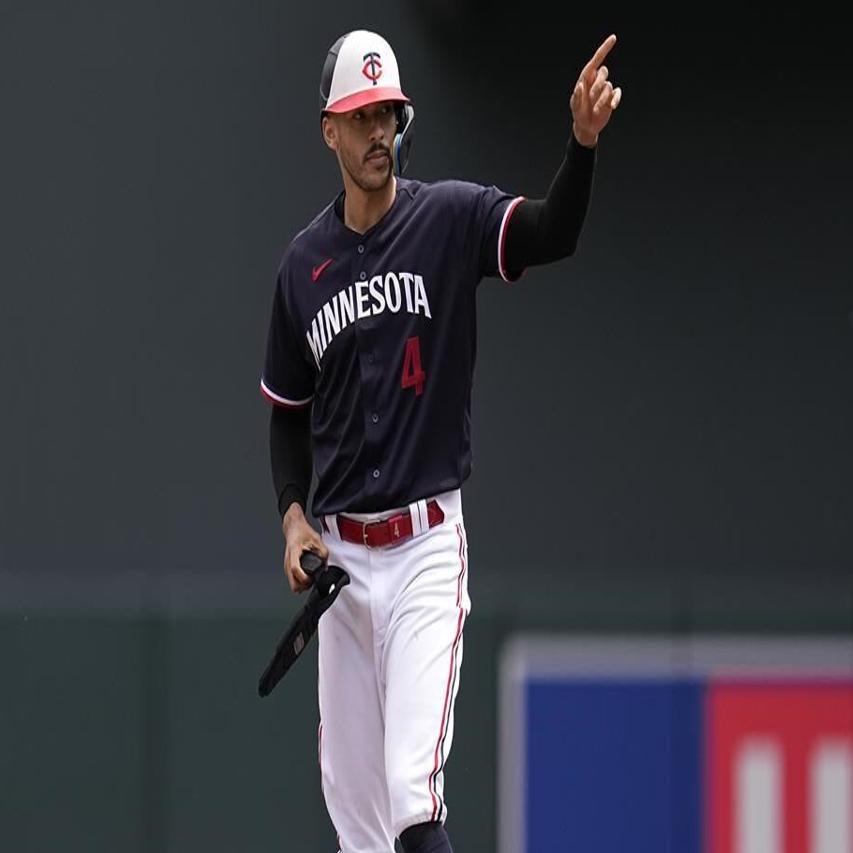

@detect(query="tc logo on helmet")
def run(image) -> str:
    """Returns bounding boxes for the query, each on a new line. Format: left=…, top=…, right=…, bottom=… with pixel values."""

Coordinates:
left=362, top=52, right=382, bottom=84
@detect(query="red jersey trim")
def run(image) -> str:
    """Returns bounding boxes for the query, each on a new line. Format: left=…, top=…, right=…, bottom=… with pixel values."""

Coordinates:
left=260, top=378, right=313, bottom=409
left=498, top=195, right=527, bottom=283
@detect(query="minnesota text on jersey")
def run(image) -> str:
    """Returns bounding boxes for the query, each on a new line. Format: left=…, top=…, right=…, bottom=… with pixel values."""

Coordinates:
left=307, top=271, right=432, bottom=367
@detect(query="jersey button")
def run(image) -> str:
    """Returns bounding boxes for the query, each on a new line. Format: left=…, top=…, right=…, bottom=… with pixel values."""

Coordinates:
left=359, top=271, right=367, bottom=280
left=372, top=468, right=380, bottom=479
left=371, top=413, right=379, bottom=424
left=367, top=353, right=375, bottom=364
left=357, top=244, right=365, bottom=254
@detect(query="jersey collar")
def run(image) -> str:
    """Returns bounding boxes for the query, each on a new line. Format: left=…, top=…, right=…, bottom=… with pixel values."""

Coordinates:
left=331, top=179, right=410, bottom=240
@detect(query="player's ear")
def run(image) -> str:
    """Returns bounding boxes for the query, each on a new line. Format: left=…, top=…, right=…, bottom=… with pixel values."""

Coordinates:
left=321, top=114, right=338, bottom=152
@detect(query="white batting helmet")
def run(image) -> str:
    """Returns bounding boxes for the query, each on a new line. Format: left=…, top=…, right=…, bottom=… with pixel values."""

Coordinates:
left=319, top=30, right=410, bottom=114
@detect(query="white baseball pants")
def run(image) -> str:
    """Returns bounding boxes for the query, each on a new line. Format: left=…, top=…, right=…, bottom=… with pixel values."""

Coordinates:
left=317, top=489, right=470, bottom=853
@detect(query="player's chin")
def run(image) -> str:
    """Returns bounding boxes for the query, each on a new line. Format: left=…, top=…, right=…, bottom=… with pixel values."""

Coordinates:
left=361, top=157, right=392, bottom=185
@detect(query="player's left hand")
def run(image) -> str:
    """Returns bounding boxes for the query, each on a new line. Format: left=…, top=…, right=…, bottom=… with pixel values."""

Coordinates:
left=570, top=33, right=622, bottom=149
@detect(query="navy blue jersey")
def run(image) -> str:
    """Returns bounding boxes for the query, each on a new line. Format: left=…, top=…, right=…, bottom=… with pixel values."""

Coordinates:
left=260, top=177, right=524, bottom=517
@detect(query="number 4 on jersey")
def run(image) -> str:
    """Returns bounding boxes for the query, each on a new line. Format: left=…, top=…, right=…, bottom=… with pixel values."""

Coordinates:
left=401, top=336, right=426, bottom=396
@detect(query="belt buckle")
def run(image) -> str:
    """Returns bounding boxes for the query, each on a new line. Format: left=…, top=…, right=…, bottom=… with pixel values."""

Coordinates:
left=362, top=520, right=373, bottom=549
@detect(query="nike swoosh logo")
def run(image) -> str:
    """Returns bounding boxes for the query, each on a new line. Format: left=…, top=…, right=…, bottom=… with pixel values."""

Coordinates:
left=311, top=258, right=333, bottom=282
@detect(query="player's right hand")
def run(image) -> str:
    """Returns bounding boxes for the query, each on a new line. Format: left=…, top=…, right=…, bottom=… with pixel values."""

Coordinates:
left=281, top=504, right=330, bottom=593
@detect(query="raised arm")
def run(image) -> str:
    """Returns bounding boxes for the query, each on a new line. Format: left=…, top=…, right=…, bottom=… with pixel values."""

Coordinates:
left=504, top=34, right=622, bottom=275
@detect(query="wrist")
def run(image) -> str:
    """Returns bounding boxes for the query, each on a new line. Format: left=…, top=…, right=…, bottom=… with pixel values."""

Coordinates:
left=278, top=484, right=307, bottom=519
left=282, top=501, right=306, bottom=532
left=572, top=123, right=598, bottom=149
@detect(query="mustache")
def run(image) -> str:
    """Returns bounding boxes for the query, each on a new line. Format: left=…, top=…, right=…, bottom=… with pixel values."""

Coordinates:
left=364, top=144, right=390, bottom=162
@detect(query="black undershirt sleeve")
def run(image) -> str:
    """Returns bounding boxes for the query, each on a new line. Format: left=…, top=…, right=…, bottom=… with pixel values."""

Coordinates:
left=269, top=404, right=313, bottom=517
left=503, top=134, right=597, bottom=275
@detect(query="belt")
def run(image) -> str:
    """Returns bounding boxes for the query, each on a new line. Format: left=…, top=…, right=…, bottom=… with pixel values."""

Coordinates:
left=335, top=499, right=445, bottom=548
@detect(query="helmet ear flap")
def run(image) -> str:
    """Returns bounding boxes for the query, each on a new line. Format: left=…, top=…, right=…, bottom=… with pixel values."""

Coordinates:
left=393, top=103, right=415, bottom=176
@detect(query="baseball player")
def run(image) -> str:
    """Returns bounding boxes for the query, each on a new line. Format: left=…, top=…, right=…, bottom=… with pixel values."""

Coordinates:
left=260, top=29, right=621, bottom=853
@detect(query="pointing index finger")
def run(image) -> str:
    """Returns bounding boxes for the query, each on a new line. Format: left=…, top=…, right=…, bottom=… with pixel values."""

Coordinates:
left=581, top=34, right=617, bottom=84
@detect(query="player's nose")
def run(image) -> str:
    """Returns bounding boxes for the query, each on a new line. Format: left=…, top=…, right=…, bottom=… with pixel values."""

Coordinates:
left=366, top=113, right=387, bottom=139
left=367, top=122, right=385, bottom=143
